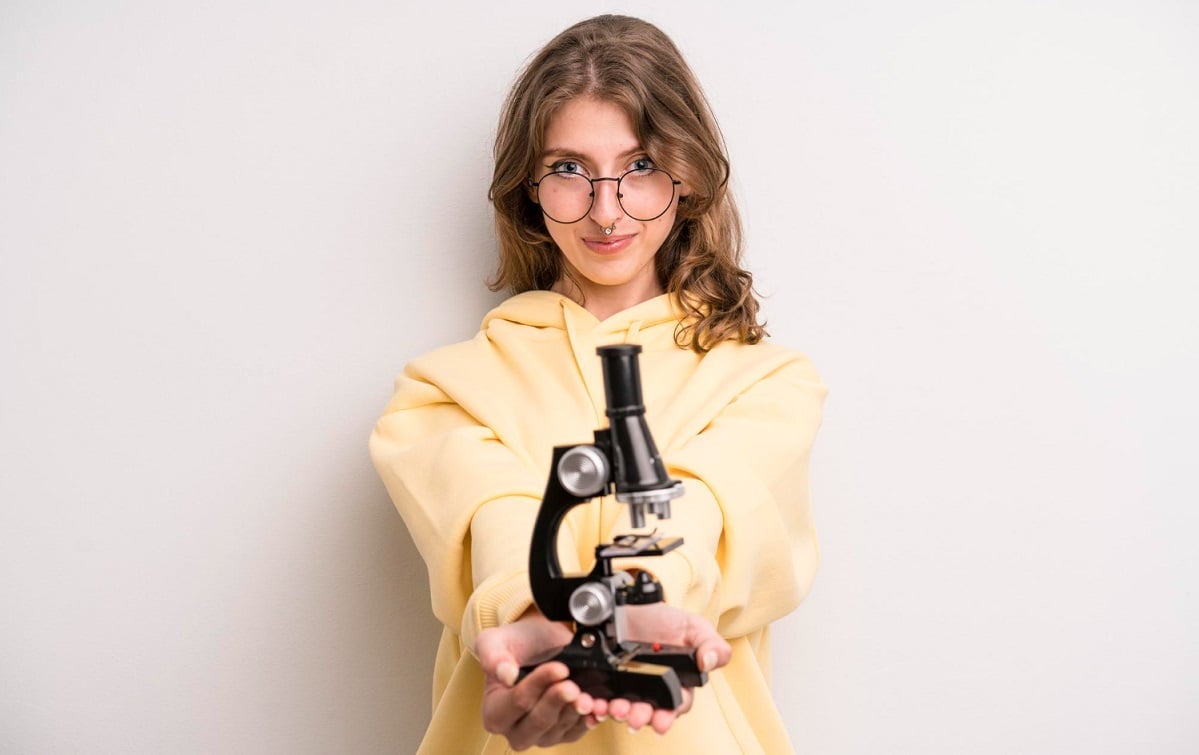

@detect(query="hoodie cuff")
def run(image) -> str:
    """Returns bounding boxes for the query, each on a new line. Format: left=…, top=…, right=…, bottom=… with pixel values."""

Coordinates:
left=460, top=570, right=534, bottom=656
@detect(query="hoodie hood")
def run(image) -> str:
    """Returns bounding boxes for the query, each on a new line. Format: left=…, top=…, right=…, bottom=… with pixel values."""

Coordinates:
left=481, top=290, right=687, bottom=349
left=476, top=291, right=691, bottom=427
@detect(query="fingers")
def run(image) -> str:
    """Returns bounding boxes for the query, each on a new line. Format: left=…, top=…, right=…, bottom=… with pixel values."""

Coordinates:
left=676, top=612, right=732, bottom=674
left=474, top=611, right=574, bottom=681
left=572, top=692, right=594, bottom=718
left=695, top=634, right=732, bottom=674
left=621, top=603, right=732, bottom=673
left=625, top=701, right=655, bottom=730
left=546, top=715, right=592, bottom=747
left=650, top=687, right=689, bottom=734
left=604, top=698, right=653, bottom=730
left=534, top=689, right=597, bottom=748
left=478, top=604, right=728, bottom=746
left=650, top=706, right=680, bottom=735
left=586, top=695, right=609, bottom=724
left=675, top=687, right=694, bottom=716
left=520, top=677, right=585, bottom=750
left=606, top=697, right=629, bottom=723
left=481, top=662, right=567, bottom=732
left=474, top=627, right=518, bottom=683
left=482, top=662, right=595, bottom=751
left=521, top=681, right=582, bottom=749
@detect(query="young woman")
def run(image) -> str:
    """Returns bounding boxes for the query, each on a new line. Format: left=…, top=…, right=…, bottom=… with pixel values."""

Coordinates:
left=370, top=15, right=826, bottom=753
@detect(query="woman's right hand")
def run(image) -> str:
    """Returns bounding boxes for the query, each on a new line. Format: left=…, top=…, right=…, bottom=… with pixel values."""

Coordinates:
left=476, top=611, right=598, bottom=750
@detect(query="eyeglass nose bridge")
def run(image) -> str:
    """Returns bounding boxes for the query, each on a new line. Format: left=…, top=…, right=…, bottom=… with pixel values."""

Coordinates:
left=587, top=175, right=625, bottom=201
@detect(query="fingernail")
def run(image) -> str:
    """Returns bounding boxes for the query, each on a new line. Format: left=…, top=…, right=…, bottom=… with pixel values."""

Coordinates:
left=595, top=714, right=607, bottom=722
left=574, top=702, right=588, bottom=716
left=702, top=651, right=717, bottom=672
left=497, top=661, right=518, bottom=687
left=628, top=726, right=639, bottom=735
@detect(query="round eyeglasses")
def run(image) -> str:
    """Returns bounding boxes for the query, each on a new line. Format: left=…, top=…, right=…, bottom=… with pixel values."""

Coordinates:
left=529, top=167, right=682, bottom=225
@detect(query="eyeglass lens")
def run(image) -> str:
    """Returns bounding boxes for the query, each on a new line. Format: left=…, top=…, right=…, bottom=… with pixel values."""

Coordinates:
left=536, top=169, right=676, bottom=224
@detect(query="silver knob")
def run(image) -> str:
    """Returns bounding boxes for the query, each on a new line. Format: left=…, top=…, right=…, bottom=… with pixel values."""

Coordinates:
left=569, top=583, right=615, bottom=626
left=557, top=446, right=609, bottom=498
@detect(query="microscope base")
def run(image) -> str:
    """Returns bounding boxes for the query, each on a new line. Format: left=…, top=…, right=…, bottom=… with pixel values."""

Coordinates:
left=518, top=628, right=706, bottom=709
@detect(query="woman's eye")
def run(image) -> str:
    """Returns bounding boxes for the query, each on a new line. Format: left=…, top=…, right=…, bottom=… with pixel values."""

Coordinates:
left=553, top=161, right=583, bottom=174
left=630, top=158, right=655, bottom=173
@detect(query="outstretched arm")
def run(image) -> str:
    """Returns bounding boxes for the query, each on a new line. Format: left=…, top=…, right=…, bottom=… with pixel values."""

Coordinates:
left=619, top=352, right=827, bottom=636
left=370, top=370, right=584, bottom=651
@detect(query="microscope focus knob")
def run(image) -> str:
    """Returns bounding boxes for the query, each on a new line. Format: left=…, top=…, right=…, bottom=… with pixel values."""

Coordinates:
left=569, top=582, right=615, bottom=626
left=557, top=445, right=610, bottom=498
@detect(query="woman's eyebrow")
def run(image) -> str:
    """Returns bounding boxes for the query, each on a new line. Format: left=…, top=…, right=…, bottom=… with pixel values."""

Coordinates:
left=540, top=145, right=645, bottom=162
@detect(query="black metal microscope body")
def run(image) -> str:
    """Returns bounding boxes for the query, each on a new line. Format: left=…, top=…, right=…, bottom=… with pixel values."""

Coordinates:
left=519, top=344, right=707, bottom=709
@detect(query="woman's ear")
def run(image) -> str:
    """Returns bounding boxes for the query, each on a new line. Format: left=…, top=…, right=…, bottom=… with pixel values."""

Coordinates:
left=525, top=178, right=539, bottom=204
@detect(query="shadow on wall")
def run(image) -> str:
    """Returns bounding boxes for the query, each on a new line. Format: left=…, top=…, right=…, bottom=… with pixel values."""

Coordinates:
left=236, top=464, right=443, bottom=753
left=352, top=489, right=443, bottom=753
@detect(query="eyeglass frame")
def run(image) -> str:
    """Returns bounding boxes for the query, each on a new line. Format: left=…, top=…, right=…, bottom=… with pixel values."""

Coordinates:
left=527, top=167, right=683, bottom=224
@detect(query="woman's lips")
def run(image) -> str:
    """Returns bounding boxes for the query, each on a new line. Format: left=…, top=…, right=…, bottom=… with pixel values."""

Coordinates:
left=583, top=234, right=635, bottom=254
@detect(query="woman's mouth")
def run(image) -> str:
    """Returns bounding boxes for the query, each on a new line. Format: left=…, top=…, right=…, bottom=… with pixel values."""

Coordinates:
left=583, top=234, right=635, bottom=254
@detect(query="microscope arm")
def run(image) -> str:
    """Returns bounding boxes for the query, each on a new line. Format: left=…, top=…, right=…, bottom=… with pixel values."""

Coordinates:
left=527, top=441, right=608, bottom=621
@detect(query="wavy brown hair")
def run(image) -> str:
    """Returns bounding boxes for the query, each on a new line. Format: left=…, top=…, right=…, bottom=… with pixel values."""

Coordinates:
left=488, top=14, right=765, bottom=352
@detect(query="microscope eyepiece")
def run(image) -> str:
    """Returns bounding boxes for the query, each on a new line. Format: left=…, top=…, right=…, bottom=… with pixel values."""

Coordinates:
left=597, top=345, right=681, bottom=515
left=598, top=344, right=645, bottom=417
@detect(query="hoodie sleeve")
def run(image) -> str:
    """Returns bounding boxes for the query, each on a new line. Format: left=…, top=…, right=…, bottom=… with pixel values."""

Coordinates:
left=620, top=353, right=827, bottom=638
left=369, top=368, right=577, bottom=653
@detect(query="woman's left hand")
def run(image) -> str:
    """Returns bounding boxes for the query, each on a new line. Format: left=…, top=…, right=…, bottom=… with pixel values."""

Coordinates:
left=603, top=601, right=732, bottom=733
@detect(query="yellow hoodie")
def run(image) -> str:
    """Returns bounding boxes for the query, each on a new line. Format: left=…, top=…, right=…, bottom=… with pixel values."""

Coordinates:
left=370, top=291, right=826, bottom=754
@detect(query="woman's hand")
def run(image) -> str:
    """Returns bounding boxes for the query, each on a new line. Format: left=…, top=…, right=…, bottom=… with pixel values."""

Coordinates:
left=608, top=601, right=733, bottom=733
left=476, top=610, right=596, bottom=750
left=475, top=603, right=732, bottom=745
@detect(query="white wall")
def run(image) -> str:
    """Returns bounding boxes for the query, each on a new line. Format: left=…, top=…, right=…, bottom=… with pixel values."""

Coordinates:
left=2, top=1, right=1195, bottom=753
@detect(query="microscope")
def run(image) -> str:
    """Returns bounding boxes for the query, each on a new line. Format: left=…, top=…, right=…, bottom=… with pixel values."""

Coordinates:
left=518, top=344, right=707, bottom=709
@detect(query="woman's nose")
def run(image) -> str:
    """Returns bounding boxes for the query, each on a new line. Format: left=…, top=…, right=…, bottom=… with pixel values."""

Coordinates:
left=589, top=177, right=622, bottom=228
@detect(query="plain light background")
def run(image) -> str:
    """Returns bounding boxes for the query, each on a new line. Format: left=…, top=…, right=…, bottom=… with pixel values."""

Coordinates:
left=2, top=1, right=1196, bottom=752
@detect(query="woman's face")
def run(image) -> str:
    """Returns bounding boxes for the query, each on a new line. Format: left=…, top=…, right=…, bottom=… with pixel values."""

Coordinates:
left=534, top=96, right=682, bottom=315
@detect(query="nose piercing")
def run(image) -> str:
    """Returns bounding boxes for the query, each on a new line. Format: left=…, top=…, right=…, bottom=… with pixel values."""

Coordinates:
left=602, top=222, right=617, bottom=236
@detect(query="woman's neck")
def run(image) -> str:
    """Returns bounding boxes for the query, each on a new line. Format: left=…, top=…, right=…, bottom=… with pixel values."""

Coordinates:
left=551, top=276, right=664, bottom=321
